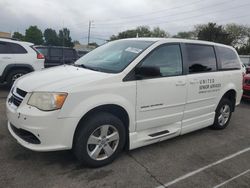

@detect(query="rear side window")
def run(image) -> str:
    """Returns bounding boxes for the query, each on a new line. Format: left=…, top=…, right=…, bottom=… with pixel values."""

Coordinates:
left=186, top=44, right=217, bottom=73
left=217, top=47, right=241, bottom=70
left=50, top=48, right=63, bottom=57
left=8, top=43, right=27, bottom=54
left=0, top=42, right=11, bottom=54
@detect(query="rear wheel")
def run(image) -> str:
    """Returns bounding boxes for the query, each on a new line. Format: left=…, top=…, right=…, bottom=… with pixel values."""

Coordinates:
left=73, top=112, right=126, bottom=167
left=211, top=98, right=233, bottom=130
left=6, top=69, right=29, bottom=88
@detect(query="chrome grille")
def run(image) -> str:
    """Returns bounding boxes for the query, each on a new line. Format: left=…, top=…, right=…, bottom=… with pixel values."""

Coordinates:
left=12, top=94, right=22, bottom=106
left=8, top=87, right=27, bottom=107
left=16, top=88, right=27, bottom=98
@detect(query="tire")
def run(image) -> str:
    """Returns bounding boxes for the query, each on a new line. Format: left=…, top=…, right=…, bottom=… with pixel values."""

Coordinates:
left=6, top=69, right=29, bottom=88
left=211, top=98, right=233, bottom=130
left=73, top=112, right=126, bottom=167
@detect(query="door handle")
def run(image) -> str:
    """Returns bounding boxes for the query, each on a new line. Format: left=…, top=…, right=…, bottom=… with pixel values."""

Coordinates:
left=176, top=81, right=186, bottom=86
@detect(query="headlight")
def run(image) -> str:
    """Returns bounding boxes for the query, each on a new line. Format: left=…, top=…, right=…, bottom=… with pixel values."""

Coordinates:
left=28, top=92, right=68, bottom=111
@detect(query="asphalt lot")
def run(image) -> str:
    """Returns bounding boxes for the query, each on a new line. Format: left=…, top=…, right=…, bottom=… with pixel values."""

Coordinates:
left=0, top=87, right=249, bottom=188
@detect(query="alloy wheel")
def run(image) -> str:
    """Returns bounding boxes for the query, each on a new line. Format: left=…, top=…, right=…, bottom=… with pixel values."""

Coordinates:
left=218, top=104, right=231, bottom=126
left=12, top=73, right=24, bottom=82
left=87, top=125, right=119, bottom=161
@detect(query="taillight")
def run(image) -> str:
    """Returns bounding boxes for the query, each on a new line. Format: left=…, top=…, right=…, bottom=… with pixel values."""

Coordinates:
left=37, top=53, right=44, bottom=59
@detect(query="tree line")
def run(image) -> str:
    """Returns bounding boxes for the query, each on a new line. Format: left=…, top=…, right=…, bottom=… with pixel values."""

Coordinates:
left=12, top=23, right=250, bottom=54
left=110, top=23, right=250, bottom=55
left=12, top=26, right=74, bottom=47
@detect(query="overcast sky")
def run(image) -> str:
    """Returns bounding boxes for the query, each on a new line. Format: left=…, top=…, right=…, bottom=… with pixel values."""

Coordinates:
left=0, top=0, right=250, bottom=44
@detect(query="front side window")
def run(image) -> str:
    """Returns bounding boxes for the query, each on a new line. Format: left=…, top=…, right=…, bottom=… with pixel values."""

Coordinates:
left=217, top=47, right=241, bottom=70
left=186, top=44, right=217, bottom=73
left=140, top=44, right=183, bottom=77
left=75, top=40, right=154, bottom=73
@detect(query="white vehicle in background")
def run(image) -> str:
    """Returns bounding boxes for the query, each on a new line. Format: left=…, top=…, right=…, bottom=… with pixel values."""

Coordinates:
left=6, top=38, right=242, bottom=167
left=0, top=38, right=44, bottom=87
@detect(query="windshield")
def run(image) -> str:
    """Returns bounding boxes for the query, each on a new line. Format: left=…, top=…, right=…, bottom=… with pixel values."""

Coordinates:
left=74, top=40, right=154, bottom=73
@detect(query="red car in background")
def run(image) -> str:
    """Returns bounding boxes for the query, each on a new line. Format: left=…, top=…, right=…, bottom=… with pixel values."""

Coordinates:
left=243, top=74, right=250, bottom=99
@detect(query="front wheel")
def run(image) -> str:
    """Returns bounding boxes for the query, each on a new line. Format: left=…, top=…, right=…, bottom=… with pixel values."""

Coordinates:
left=211, top=98, right=233, bottom=130
left=6, top=69, right=29, bottom=88
left=73, top=112, right=126, bottom=167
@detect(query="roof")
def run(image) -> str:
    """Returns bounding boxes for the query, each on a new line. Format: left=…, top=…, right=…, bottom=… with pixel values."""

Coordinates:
left=0, top=38, right=33, bottom=46
left=120, top=37, right=234, bottom=49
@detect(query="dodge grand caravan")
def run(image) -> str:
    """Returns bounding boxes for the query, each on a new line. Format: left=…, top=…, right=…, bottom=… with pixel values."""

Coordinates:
left=6, top=38, right=243, bottom=167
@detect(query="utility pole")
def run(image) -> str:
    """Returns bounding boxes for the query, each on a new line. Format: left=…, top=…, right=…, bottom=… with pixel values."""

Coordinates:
left=62, top=20, right=65, bottom=64
left=87, top=20, right=92, bottom=45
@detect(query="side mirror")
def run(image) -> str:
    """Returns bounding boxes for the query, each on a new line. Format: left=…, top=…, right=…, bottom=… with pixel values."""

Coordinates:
left=135, top=66, right=161, bottom=79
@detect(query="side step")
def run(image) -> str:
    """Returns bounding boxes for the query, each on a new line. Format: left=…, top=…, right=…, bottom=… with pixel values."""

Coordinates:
left=148, top=129, right=177, bottom=140
left=149, top=130, right=169, bottom=137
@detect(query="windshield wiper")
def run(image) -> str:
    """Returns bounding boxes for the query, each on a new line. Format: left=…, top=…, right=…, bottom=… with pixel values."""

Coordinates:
left=74, top=64, right=101, bottom=72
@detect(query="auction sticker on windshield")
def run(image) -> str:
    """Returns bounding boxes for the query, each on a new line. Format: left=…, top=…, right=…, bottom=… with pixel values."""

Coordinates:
left=125, top=47, right=142, bottom=53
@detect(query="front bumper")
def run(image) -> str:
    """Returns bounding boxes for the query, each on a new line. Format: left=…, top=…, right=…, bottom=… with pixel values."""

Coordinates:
left=6, top=96, right=79, bottom=152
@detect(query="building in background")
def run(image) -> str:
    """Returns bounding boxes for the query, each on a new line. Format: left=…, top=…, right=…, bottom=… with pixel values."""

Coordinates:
left=240, top=55, right=250, bottom=66
left=0, top=32, right=11, bottom=38
left=74, top=44, right=95, bottom=58
left=240, top=55, right=250, bottom=74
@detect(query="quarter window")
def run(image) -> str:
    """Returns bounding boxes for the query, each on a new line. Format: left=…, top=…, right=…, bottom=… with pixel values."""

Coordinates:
left=9, top=43, right=27, bottom=54
left=186, top=44, right=217, bottom=73
left=217, top=47, right=240, bottom=70
left=140, top=44, right=183, bottom=77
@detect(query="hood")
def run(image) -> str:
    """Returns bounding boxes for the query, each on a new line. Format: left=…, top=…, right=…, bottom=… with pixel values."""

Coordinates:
left=15, top=65, right=113, bottom=92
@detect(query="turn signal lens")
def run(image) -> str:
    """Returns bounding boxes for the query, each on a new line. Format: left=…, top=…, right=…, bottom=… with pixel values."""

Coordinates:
left=54, top=93, right=68, bottom=109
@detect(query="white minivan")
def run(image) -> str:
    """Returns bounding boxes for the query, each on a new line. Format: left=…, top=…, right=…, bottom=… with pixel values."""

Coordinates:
left=6, top=38, right=243, bottom=167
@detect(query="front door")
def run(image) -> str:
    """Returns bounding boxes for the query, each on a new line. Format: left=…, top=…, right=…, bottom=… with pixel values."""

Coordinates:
left=136, top=44, right=187, bottom=136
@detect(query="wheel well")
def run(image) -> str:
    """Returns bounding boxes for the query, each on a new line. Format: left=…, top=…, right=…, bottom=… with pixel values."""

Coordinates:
left=222, top=90, right=236, bottom=111
left=73, top=104, right=130, bottom=150
left=4, top=66, right=32, bottom=81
